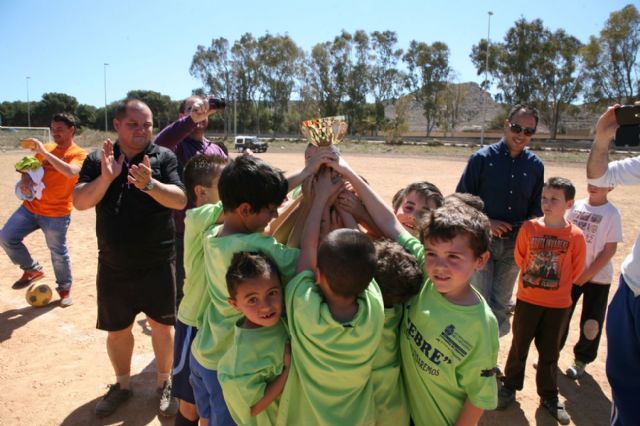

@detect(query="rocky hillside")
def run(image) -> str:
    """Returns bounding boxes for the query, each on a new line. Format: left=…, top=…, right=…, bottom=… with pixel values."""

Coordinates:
left=385, top=82, right=600, bottom=136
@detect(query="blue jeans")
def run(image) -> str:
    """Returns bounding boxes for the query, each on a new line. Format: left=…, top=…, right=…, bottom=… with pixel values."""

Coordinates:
left=472, top=236, right=520, bottom=337
left=606, top=276, right=640, bottom=426
left=0, top=205, right=72, bottom=291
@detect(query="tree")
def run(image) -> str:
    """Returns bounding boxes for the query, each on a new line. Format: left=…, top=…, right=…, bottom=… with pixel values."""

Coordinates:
left=403, top=40, right=451, bottom=136
left=471, top=18, right=584, bottom=137
left=0, top=101, right=29, bottom=126
left=126, top=90, right=176, bottom=129
left=257, top=33, right=303, bottom=133
left=538, top=30, right=583, bottom=138
left=582, top=4, right=640, bottom=104
left=344, top=30, right=370, bottom=135
left=305, top=31, right=351, bottom=117
left=75, top=104, right=97, bottom=129
left=231, top=33, right=261, bottom=133
left=369, top=31, right=404, bottom=134
left=190, top=37, right=234, bottom=134
left=34, top=93, right=79, bottom=126
left=440, top=82, right=469, bottom=136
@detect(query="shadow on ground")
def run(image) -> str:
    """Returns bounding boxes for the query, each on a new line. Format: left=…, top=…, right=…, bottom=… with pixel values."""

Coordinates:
left=0, top=302, right=59, bottom=342
left=59, top=361, right=174, bottom=426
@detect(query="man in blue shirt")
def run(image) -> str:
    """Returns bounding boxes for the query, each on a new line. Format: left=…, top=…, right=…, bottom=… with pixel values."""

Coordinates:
left=456, top=104, right=544, bottom=336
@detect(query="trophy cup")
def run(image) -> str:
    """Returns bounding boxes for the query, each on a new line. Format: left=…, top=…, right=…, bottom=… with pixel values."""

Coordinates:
left=301, top=116, right=348, bottom=147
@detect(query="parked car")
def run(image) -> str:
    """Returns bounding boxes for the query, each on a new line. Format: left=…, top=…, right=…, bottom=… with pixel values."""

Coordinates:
left=234, top=136, right=268, bottom=153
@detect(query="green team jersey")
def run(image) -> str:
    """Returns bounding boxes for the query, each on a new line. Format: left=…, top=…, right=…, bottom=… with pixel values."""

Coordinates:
left=372, top=305, right=410, bottom=426
left=397, top=232, right=499, bottom=426
left=277, top=270, right=385, bottom=426
left=191, top=230, right=299, bottom=370
left=218, top=319, right=289, bottom=426
left=177, top=202, right=224, bottom=327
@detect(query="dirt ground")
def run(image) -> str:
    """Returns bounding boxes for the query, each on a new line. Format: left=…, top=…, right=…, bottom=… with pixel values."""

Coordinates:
left=1, top=149, right=635, bottom=426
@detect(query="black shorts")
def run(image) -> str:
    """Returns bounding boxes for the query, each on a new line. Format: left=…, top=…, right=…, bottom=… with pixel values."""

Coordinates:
left=96, top=260, right=176, bottom=331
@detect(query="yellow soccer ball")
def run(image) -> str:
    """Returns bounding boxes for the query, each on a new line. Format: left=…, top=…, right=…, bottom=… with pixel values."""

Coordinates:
left=26, top=283, right=52, bottom=307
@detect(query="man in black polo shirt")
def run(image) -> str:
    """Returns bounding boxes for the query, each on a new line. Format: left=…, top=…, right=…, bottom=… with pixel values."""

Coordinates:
left=73, top=99, right=187, bottom=418
left=456, top=104, right=544, bottom=336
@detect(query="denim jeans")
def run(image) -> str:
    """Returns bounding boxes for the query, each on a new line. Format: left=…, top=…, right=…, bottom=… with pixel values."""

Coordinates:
left=0, top=205, right=72, bottom=291
left=472, top=236, right=520, bottom=337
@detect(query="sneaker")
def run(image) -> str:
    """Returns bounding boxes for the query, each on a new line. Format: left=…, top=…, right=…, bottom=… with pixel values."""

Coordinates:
left=157, top=378, right=178, bottom=417
left=57, top=289, right=73, bottom=307
left=565, top=360, right=586, bottom=380
left=496, top=386, right=516, bottom=410
left=95, top=383, right=132, bottom=417
left=541, top=397, right=571, bottom=425
left=12, top=270, right=44, bottom=289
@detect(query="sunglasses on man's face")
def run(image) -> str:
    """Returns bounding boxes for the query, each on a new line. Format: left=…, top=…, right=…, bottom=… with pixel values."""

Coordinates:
left=508, top=122, right=536, bottom=137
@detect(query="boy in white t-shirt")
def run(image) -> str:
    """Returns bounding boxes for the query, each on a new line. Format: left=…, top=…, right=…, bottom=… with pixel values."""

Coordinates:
left=561, top=184, right=623, bottom=379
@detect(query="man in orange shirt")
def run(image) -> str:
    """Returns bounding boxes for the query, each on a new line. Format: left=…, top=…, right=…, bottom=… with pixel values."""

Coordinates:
left=0, top=113, right=86, bottom=306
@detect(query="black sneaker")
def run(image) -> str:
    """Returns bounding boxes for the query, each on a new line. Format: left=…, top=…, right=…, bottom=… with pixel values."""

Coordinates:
left=541, top=397, right=571, bottom=425
left=496, top=386, right=516, bottom=410
left=158, top=378, right=178, bottom=417
left=95, top=383, right=132, bottom=417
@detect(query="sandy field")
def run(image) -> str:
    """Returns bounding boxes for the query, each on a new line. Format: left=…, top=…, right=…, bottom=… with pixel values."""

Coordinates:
left=1, top=149, right=636, bottom=426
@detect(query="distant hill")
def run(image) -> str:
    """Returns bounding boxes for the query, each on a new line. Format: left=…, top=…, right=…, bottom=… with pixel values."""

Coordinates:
left=385, top=82, right=600, bottom=137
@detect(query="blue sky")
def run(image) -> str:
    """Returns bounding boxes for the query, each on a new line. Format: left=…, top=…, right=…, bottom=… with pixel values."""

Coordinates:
left=0, top=0, right=633, bottom=108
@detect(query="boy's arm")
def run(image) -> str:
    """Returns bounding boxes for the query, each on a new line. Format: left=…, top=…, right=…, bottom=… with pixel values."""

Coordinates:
left=296, top=169, right=342, bottom=273
left=454, top=399, right=484, bottom=426
left=328, top=156, right=404, bottom=240
left=286, top=148, right=338, bottom=191
left=575, top=242, right=617, bottom=285
left=571, top=232, right=588, bottom=283
left=250, top=343, right=291, bottom=417
left=514, top=225, right=528, bottom=269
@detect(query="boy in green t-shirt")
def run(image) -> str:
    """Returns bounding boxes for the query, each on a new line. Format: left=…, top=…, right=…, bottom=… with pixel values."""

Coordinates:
left=326, top=156, right=499, bottom=426
left=189, top=155, right=300, bottom=426
left=218, top=252, right=291, bottom=426
left=172, top=154, right=227, bottom=425
left=277, top=168, right=385, bottom=426
left=371, top=238, right=423, bottom=426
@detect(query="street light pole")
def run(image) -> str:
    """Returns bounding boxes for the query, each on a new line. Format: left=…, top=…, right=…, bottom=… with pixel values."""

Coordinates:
left=26, top=76, right=31, bottom=127
left=480, top=11, right=493, bottom=147
left=104, top=63, right=109, bottom=132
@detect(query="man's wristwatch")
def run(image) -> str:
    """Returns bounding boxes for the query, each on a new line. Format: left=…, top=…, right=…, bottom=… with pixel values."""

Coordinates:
left=142, top=178, right=155, bottom=192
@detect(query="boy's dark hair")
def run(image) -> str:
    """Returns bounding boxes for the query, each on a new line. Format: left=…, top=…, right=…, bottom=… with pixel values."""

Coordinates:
left=544, top=176, right=576, bottom=201
left=317, top=229, right=376, bottom=298
left=218, top=155, right=288, bottom=213
left=374, top=239, right=423, bottom=306
left=183, top=154, right=228, bottom=203
left=51, top=113, right=77, bottom=131
left=226, top=251, right=282, bottom=299
left=444, top=193, right=485, bottom=211
left=114, top=98, right=150, bottom=121
left=419, top=203, right=491, bottom=258
left=507, top=103, right=539, bottom=127
left=392, top=181, right=444, bottom=212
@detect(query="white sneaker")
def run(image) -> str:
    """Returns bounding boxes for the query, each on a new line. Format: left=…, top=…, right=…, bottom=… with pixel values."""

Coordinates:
left=57, top=289, right=73, bottom=307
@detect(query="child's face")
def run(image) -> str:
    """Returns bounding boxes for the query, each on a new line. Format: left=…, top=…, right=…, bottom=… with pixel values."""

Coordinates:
left=586, top=184, right=611, bottom=204
left=246, top=203, right=279, bottom=233
left=541, top=187, right=573, bottom=220
left=228, top=274, right=283, bottom=328
left=424, top=234, right=488, bottom=302
left=396, top=191, right=437, bottom=234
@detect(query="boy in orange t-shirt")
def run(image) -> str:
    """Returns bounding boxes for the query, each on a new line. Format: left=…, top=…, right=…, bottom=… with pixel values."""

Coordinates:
left=0, top=113, right=86, bottom=306
left=497, top=177, right=586, bottom=425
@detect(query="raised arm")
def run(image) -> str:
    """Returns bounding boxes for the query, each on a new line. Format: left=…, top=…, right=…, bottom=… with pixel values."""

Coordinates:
left=328, top=156, right=404, bottom=240
left=286, top=147, right=338, bottom=191
left=296, top=169, right=343, bottom=273
left=587, top=105, right=619, bottom=179
left=28, top=138, right=82, bottom=178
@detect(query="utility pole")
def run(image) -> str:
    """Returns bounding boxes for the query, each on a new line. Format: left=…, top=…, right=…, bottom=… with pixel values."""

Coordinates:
left=480, top=11, right=493, bottom=147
